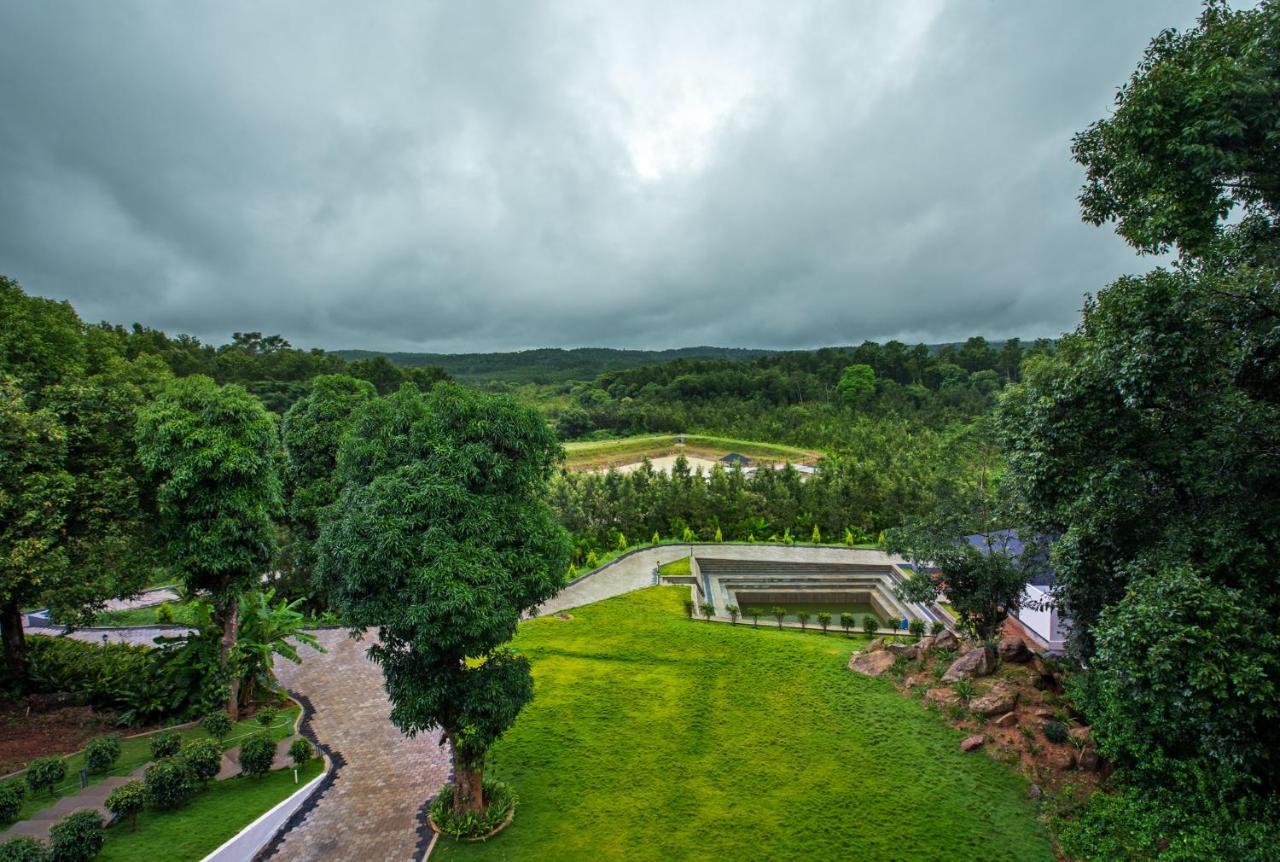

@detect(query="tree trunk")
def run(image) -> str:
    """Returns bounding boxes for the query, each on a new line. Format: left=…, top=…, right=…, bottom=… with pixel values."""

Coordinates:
left=1, top=601, right=28, bottom=680
left=218, top=597, right=240, bottom=721
left=449, top=738, right=486, bottom=815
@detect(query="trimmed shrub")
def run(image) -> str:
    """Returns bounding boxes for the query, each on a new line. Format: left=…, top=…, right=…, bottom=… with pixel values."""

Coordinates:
left=238, top=734, right=276, bottom=778
left=816, top=612, right=832, bottom=633
left=255, top=707, right=278, bottom=728
left=1043, top=721, right=1069, bottom=744
left=796, top=612, right=810, bottom=630
left=154, top=603, right=175, bottom=624
left=84, top=734, right=120, bottom=775
left=149, top=730, right=180, bottom=760
left=0, top=836, right=48, bottom=862
left=104, top=781, right=146, bottom=831
left=48, top=810, right=103, bottom=862
left=930, top=620, right=946, bottom=636
left=144, top=758, right=194, bottom=809
left=683, top=599, right=696, bottom=619
left=0, top=783, right=25, bottom=824
left=288, top=738, right=313, bottom=769
left=25, top=758, right=66, bottom=797
left=909, top=618, right=926, bottom=638
left=698, top=602, right=714, bottom=621
left=201, top=712, right=232, bottom=743
left=180, top=739, right=222, bottom=784
left=861, top=615, right=880, bottom=636
left=771, top=607, right=786, bottom=629
left=725, top=604, right=740, bottom=625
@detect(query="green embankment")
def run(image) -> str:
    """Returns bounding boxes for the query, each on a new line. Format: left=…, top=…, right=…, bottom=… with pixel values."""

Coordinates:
left=96, top=759, right=324, bottom=862
left=437, top=586, right=1053, bottom=862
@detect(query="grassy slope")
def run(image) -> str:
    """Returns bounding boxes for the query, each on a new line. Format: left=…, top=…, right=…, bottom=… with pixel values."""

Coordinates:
left=563, top=434, right=820, bottom=471
left=96, top=759, right=324, bottom=862
left=437, top=587, right=1053, bottom=862
left=4, top=708, right=299, bottom=822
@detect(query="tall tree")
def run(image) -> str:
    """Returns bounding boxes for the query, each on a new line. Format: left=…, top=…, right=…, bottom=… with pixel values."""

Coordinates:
left=319, top=383, right=569, bottom=814
left=136, top=376, right=281, bottom=719
left=0, top=377, right=71, bottom=675
left=280, top=374, right=376, bottom=603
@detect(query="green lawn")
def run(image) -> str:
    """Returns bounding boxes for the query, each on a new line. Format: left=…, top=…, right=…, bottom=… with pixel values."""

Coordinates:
left=94, top=601, right=198, bottom=627
left=656, top=556, right=691, bottom=578
left=436, top=587, right=1053, bottom=862
left=97, top=759, right=324, bottom=862
left=3, top=707, right=299, bottom=822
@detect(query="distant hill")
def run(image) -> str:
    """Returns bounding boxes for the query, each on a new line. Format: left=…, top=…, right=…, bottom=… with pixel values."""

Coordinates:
left=333, top=346, right=775, bottom=383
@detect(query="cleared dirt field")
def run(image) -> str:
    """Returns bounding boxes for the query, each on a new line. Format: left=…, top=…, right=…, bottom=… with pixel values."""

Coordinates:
left=564, top=434, right=821, bottom=473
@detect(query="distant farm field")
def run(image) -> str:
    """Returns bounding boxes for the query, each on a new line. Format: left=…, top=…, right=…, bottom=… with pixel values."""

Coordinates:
left=563, top=434, right=820, bottom=472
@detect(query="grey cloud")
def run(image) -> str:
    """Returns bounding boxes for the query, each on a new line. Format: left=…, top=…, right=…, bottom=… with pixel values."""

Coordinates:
left=0, top=0, right=1202, bottom=352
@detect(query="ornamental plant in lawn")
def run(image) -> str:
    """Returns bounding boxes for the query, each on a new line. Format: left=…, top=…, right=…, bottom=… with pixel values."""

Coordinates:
left=238, top=734, right=276, bottom=778
left=105, top=780, right=146, bottom=830
left=144, top=758, right=194, bottom=809
left=289, top=738, right=313, bottom=768
left=0, top=836, right=46, bottom=862
left=181, top=739, right=222, bottom=784
left=149, top=730, right=180, bottom=760
left=201, top=712, right=232, bottom=743
left=318, top=384, right=569, bottom=818
left=862, top=615, right=879, bottom=636
left=84, top=734, right=120, bottom=774
left=0, top=784, right=23, bottom=824
left=48, top=810, right=103, bottom=862
left=26, top=757, right=66, bottom=797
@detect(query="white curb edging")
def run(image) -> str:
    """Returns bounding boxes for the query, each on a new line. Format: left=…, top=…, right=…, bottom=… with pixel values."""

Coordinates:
left=199, top=758, right=329, bottom=862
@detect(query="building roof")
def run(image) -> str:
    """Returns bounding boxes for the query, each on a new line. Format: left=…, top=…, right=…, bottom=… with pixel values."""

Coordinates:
left=963, top=529, right=1056, bottom=588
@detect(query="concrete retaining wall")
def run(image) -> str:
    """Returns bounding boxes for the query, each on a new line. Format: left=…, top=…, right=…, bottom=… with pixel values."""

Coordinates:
left=200, top=762, right=328, bottom=862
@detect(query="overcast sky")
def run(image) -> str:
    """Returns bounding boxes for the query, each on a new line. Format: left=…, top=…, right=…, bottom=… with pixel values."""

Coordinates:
left=0, top=1, right=1204, bottom=353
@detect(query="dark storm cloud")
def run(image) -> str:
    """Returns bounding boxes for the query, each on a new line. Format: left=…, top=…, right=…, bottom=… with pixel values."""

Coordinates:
left=0, top=1, right=1203, bottom=351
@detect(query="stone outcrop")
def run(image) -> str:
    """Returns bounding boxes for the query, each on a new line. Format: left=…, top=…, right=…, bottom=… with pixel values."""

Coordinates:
left=969, top=682, right=1018, bottom=717
left=997, top=635, right=1032, bottom=663
left=940, top=646, right=997, bottom=683
left=887, top=642, right=918, bottom=659
left=960, top=735, right=985, bottom=752
left=1046, top=748, right=1076, bottom=771
left=932, top=629, right=959, bottom=651
left=866, top=637, right=885, bottom=653
left=847, top=650, right=896, bottom=677
left=916, top=635, right=935, bottom=652
left=1077, top=748, right=1102, bottom=772
left=994, top=711, right=1019, bottom=728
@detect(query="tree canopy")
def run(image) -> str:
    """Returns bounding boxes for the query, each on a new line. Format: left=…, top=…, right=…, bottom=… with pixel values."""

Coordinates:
left=319, top=383, right=570, bottom=813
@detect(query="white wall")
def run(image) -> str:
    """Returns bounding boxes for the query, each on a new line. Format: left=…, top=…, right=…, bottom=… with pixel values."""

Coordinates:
left=200, top=763, right=327, bottom=862
left=1016, top=583, right=1058, bottom=645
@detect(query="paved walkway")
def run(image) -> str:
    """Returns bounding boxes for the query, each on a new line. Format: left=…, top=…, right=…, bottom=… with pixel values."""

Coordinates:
left=265, top=630, right=451, bottom=862
left=0, top=765, right=147, bottom=842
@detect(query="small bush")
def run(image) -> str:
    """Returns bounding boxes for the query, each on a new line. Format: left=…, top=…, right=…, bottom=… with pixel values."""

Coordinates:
left=861, top=615, right=880, bottom=636
left=149, top=730, right=180, bottom=760
left=839, top=612, right=855, bottom=633
left=84, top=734, right=120, bottom=775
left=952, top=679, right=976, bottom=703
left=48, top=810, right=103, bottom=862
left=883, top=617, right=900, bottom=634
left=683, top=599, right=696, bottom=619
left=288, top=738, right=313, bottom=769
left=909, top=618, right=926, bottom=638
left=796, top=612, right=810, bottom=630
left=104, top=781, right=146, bottom=831
left=698, top=603, right=714, bottom=621
left=255, top=707, right=278, bottom=728
left=771, top=607, right=786, bottom=628
left=0, top=836, right=48, bottom=862
left=817, top=612, right=831, bottom=633
left=25, top=757, right=66, bottom=797
left=238, top=734, right=276, bottom=778
left=144, top=758, right=194, bottom=809
left=180, top=739, right=222, bottom=784
left=0, top=783, right=25, bottom=824
left=429, top=779, right=515, bottom=839
left=725, top=604, right=740, bottom=625
left=930, top=620, right=946, bottom=636
left=1043, top=720, right=1069, bottom=744
left=154, top=603, right=175, bottom=624
left=201, top=712, right=232, bottom=743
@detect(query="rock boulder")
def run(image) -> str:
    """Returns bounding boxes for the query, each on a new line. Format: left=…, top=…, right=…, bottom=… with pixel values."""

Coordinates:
left=887, top=642, right=918, bottom=659
left=933, top=629, right=959, bottom=651
left=925, top=687, right=960, bottom=708
left=940, top=646, right=997, bottom=683
left=970, top=682, right=1018, bottom=717
left=847, top=650, right=896, bottom=677
left=997, top=635, right=1032, bottom=663
left=960, top=735, right=985, bottom=752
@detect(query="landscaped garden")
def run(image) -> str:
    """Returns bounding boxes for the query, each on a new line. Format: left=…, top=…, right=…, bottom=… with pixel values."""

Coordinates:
left=434, top=586, right=1054, bottom=861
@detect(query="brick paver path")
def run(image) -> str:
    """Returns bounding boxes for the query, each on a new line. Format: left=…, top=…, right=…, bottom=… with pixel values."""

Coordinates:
left=265, top=629, right=452, bottom=862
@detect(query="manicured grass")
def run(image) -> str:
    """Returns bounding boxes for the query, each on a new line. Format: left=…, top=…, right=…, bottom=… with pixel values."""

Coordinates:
left=94, top=600, right=198, bottom=627
left=437, top=587, right=1053, bottom=862
left=563, top=434, right=820, bottom=471
left=3, top=707, right=299, bottom=822
left=656, top=556, right=691, bottom=578
left=96, top=759, right=324, bottom=862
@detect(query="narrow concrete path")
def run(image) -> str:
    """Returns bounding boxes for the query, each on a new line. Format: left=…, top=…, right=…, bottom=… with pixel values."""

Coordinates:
left=264, top=630, right=451, bottom=862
